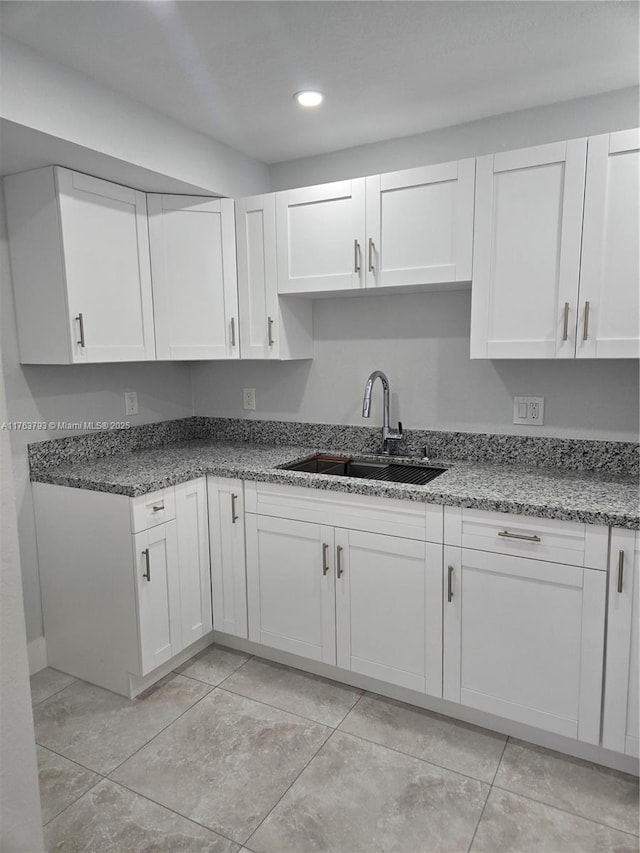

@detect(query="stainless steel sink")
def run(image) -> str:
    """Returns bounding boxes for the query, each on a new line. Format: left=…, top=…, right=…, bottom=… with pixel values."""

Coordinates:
left=281, top=454, right=446, bottom=486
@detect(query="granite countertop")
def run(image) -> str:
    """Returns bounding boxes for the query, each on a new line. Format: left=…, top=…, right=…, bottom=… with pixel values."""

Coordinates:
left=29, top=439, right=640, bottom=529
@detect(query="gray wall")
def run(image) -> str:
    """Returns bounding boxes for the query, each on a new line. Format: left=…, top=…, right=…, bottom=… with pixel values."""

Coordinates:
left=191, top=88, right=640, bottom=442
left=0, top=195, right=194, bottom=642
left=192, top=290, right=639, bottom=441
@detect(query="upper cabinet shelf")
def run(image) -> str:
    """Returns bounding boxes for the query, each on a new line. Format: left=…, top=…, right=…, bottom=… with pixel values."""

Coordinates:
left=470, top=130, right=639, bottom=360
left=275, top=160, right=476, bottom=296
left=4, top=167, right=156, bottom=364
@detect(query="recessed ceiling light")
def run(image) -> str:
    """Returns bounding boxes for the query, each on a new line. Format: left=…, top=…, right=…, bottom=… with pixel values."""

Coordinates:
left=294, top=90, right=324, bottom=108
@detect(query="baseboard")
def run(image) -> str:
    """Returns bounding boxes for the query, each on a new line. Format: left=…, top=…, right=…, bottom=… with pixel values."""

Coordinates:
left=27, top=636, right=47, bottom=675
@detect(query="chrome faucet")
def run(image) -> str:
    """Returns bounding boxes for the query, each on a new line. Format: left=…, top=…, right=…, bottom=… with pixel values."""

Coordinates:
left=362, top=370, right=403, bottom=455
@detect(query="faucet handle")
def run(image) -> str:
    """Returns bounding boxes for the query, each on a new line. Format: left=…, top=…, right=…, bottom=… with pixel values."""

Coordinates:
left=397, top=421, right=403, bottom=436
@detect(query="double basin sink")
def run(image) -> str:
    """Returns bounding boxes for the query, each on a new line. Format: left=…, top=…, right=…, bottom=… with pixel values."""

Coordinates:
left=281, top=454, right=446, bottom=486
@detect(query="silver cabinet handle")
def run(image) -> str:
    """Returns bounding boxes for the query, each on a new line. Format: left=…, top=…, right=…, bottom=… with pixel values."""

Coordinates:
left=230, top=317, right=236, bottom=347
left=76, top=313, right=85, bottom=347
left=447, top=565, right=454, bottom=603
left=152, top=504, right=164, bottom=513
left=322, top=543, right=329, bottom=576
left=562, top=302, right=569, bottom=342
left=617, top=550, right=625, bottom=594
left=354, top=239, right=361, bottom=273
left=368, top=238, right=375, bottom=272
left=142, top=548, right=151, bottom=581
left=498, top=530, right=541, bottom=543
left=583, top=301, right=590, bottom=341
left=336, top=545, right=344, bottom=579
left=231, top=493, right=239, bottom=524
left=267, top=316, right=275, bottom=347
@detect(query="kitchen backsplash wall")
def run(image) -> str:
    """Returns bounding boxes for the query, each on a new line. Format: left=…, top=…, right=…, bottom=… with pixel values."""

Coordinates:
left=192, top=290, right=640, bottom=443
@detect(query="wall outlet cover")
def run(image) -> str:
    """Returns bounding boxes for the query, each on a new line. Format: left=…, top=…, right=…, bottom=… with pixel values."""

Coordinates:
left=243, top=388, right=256, bottom=411
left=513, top=396, right=544, bottom=425
left=124, top=390, right=138, bottom=416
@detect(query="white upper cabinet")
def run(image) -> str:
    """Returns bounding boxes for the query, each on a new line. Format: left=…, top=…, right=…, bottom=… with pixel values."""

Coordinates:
left=577, top=129, right=640, bottom=359
left=470, top=139, right=587, bottom=359
left=147, top=195, right=239, bottom=360
left=276, top=162, right=475, bottom=296
left=365, top=160, right=475, bottom=288
left=5, top=166, right=156, bottom=364
left=276, top=179, right=366, bottom=294
left=236, top=194, right=313, bottom=359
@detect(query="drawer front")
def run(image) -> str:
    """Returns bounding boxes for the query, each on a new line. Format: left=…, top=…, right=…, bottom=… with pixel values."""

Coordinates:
left=130, top=487, right=176, bottom=532
left=444, top=506, right=608, bottom=569
left=244, top=481, right=442, bottom=543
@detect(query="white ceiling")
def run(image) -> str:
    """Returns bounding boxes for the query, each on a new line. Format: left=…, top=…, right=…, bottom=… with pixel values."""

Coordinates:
left=0, top=1, right=638, bottom=165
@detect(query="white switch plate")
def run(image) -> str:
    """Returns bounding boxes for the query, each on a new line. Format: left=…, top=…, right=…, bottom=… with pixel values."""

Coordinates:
left=513, top=396, right=544, bottom=425
left=124, top=391, right=138, bottom=416
left=243, top=388, right=256, bottom=411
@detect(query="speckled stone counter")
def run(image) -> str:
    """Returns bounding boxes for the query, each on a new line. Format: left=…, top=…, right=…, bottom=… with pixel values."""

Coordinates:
left=29, top=438, right=640, bottom=530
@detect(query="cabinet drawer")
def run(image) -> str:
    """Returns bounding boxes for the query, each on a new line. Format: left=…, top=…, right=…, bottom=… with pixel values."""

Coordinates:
left=130, top=487, right=176, bottom=532
left=444, top=506, right=608, bottom=569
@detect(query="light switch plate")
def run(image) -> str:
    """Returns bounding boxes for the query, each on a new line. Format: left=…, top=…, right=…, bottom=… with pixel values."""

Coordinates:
left=513, top=396, right=544, bottom=425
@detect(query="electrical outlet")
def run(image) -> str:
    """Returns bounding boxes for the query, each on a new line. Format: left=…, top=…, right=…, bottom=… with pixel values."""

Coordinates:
left=243, top=388, right=256, bottom=411
left=513, top=396, right=544, bottom=425
left=124, top=391, right=138, bottom=416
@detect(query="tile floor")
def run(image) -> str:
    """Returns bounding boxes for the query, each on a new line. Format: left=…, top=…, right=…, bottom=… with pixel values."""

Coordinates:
left=30, top=644, right=639, bottom=853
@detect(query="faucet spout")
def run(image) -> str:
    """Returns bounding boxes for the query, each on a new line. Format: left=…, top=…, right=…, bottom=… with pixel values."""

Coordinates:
left=361, top=370, right=403, bottom=455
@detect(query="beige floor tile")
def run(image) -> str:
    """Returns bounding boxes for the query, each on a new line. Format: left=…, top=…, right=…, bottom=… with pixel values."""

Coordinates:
left=221, top=658, right=363, bottom=727
left=248, top=730, right=490, bottom=853
left=494, top=739, right=640, bottom=836
left=37, top=745, right=101, bottom=825
left=339, top=692, right=506, bottom=782
left=30, top=667, right=76, bottom=706
left=33, top=674, right=211, bottom=775
left=175, top=644, right=250, bottom=686
left=471, top=787, right=640, bottom=853
left=44, top=779, right=240, bottom=853
left=110, top=689, right=331, bottom=844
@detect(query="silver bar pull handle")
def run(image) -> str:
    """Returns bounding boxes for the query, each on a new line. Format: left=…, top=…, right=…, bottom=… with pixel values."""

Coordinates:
left=562, top=302, right=569, bottom=342
left=152, top=504, right=164, bottom=513
left=354, top=239, right=361, bottom=273
left=617, top=550, right=625, bottom=594
left=498, top=530, right=541, bottom=543
left=142, top=548, right=151, bottom=581
left=230, top=317, right=236, bottom=347
left=267, top=316, right=275, bottom=347
left=368, top=238, right=375, bottom=273
left=336, top=545, right=344, bottom=579
left=76, top=313, right=85, bottom=347
left=322, top=543, right=329, bottom=576
left=583, top=301, right=590, bottom=341
left=447, top=565, right=454, bottom=603
left=231, top=493, right=239, bottom=524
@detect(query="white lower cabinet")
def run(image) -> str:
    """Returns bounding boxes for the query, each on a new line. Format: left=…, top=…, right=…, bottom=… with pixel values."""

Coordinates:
left=33, top=479, right=212, bottom=697
left=244, top=483, right=443, bottom=696
left=602, top=529, right=639, bottom=757
left=207, top=477, right=248, bottom=639
left=443, top=507, right=608, bottom=744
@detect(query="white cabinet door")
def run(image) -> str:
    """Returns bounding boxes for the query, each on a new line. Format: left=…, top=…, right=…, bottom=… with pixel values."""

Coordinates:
left=276, top=179, right=365, bottom=294
left=335, top=529, right=442, bottom=695
left=602, top=529, right=639, bottom=757
left=174, top=479, right=212, bottom=649
left=443, top=547, right=606, bottom=743
left=236, top=194, right=313, bottom=360
left=5, top=167, right=156, bottom=363
left=208, top=477, right=248, bottom=639
left=148, top=195, right=239, bottom=360
left=246, top=514, right=336, bottom=663
left=577, top=129, right=640, bottom=359
left=365, top=160, right=475, bottom=288
left=135, top=521, right=181, bottom=675
left=470, top=140, right=587, bottom=359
